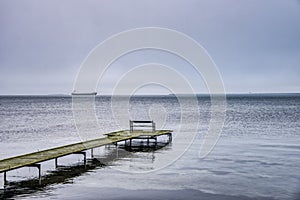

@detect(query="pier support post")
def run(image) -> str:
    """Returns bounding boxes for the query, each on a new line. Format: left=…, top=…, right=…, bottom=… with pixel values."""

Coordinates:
left=55, top=158, right=58, bottom=168
left=168, top=133, right=172, bottom=142
left=73, top=152, right=87, bottom=167
left=38, top=164, right=41, bottom=185
left=116, top=143, right=119, bottom=158
left=3, top=171, right=7, bottom=186
left=91, top=148, right=94, bottom=158
left=27, top=163, right=42, bottom=185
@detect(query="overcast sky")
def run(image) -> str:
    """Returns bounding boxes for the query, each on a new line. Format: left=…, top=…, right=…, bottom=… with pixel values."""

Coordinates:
left=0, top=0, right=299, bottom=95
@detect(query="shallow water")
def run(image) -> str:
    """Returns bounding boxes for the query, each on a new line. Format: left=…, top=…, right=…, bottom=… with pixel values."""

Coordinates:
left=0, top=94, right=299, bottom=199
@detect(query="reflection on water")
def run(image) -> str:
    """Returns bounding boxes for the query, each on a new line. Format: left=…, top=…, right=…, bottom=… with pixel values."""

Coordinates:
left=1, top=159, right=104, bottom=199
left=0, top=95, right=299, bottom=199
left=0, top=141, right=171, bottom=199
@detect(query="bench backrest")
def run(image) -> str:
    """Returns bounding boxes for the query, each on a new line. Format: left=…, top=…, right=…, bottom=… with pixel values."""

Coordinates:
left=129, top=120, right=156, bottom=132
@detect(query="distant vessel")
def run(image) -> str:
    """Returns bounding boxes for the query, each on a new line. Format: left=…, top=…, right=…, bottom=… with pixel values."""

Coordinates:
left=71, top=91, right=97, bottom=95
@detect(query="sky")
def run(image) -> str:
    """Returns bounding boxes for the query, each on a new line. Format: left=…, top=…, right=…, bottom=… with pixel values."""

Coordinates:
left=0, top=0, right=299, bottom=95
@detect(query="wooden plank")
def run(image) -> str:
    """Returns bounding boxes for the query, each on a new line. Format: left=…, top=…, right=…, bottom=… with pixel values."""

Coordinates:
left=0, top=130, right=172, bottom=173
left=131, top=120, right=153, bottom=123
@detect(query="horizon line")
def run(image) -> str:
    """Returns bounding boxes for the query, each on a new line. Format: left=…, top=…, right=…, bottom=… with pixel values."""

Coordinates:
left=0, top=92, right=299, bottom=96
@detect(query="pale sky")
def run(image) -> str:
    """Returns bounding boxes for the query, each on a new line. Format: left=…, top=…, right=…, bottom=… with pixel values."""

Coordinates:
left=0, top=0, right=299, bottom=95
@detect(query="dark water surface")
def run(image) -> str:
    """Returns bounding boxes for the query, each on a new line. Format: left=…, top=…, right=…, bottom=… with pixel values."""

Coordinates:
left=0, top=94, right=299, bottom=199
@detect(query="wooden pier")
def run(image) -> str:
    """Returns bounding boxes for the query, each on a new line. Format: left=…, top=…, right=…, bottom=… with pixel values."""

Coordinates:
left=0, top=121, right=172, bottom=186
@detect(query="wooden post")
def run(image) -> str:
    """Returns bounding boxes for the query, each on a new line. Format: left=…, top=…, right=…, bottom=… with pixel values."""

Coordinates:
left=84, top=152, right=86, bottom=167
left=91, top=148, right=94, bottom=159
left=38, top=164, right=41, bottom=185
left=116, top=143, right=119, bottom=158
left=170, top=133, right=172, bottom=141
left=73, top=152, right=87, bottom=168
left=27, top=164, right=42, bottom=185
left=3, top=171, right=7, bottom=186
left=55, top=158, right=58, bottom=168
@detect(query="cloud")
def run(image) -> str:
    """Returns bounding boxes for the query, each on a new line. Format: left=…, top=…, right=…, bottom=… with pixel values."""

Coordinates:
left=0, top=0, right=299, bottom=94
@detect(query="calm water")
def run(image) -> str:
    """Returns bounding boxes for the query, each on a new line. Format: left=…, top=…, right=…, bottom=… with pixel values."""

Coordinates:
left=0, top=94, right=299, bottom=199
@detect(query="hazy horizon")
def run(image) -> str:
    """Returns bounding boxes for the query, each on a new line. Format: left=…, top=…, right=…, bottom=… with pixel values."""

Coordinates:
left=0, top=92, right=299, bottom=97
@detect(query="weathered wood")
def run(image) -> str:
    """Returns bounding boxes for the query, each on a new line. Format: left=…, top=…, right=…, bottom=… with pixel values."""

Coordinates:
left=0, top=130, right=172, bottom=173
left=129, top=120, right=156, bottom=132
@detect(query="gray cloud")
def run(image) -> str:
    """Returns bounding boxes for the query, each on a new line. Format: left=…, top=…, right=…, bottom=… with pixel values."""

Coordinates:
left=0, top=0, right=299, bottom=94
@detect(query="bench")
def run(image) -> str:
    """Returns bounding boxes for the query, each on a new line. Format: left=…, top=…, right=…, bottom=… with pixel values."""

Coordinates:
left=129, top=120, right=156, bottom=132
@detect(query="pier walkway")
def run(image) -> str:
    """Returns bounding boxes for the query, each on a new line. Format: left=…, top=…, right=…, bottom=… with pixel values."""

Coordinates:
left=0, top=128, right=172, bottom=186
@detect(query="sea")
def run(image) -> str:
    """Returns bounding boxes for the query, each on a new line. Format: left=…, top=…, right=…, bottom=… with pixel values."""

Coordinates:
left=0, top=94, right=299, bottom=200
